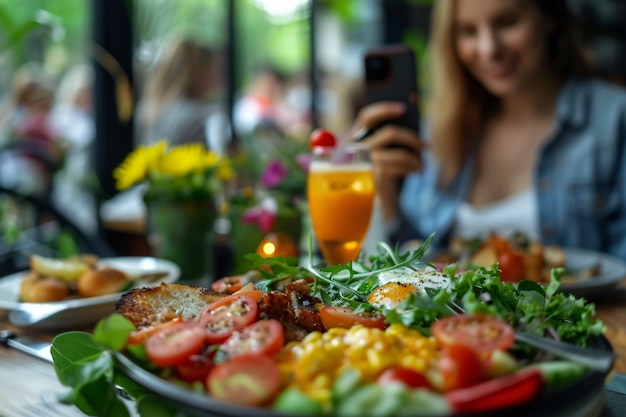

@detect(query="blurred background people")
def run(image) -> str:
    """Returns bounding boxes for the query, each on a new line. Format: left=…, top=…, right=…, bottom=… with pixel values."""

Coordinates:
left=136, top=35, right=230, bottom=154
left=50, top=64, right=94, bottom=182
left=353, top=0, right=626, bottom=259
left=234, top=64, right=288, bottom=138
left=0, top=65, right=62, bottom=198
left=49, top=64, right=97, bottom=234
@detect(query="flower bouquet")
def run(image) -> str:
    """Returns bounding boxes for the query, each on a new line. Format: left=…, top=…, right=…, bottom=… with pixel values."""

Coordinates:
left=113, top=140, right=232, bottom=281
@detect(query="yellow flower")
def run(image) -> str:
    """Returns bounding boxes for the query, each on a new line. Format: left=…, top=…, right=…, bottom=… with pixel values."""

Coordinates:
left=216, top=159, right=234, bottom=181
left=156, top=143, right=206, bottom=176
left=113, top=141, right=166, bottom=190
left=113, top=140, right=232, bottom=199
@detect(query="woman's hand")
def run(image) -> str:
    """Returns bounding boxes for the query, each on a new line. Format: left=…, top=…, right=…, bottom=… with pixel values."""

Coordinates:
left=349, top=101, right=426, bottom=222
left=351, top=101, right=424, bottom=178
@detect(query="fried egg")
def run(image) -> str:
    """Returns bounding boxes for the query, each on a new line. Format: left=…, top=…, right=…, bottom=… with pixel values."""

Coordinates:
left=368, top=281, right=418, bottom=309
left=368, top=267, right=450, bottom=309
left=378, top=267, right=450, bottom=293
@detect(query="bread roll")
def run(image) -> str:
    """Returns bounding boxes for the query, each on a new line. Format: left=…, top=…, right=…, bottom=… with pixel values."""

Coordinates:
left=77, top=267, right=128, bottom=298
left=20, top=272, right=71, bottom=302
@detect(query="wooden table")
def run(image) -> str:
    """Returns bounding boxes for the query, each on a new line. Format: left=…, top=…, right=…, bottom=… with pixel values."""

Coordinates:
left=2, top=285, right=626, bottom=417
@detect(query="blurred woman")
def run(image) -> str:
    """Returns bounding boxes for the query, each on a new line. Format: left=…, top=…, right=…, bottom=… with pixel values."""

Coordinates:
left=352, top=0, right=626, bottom=258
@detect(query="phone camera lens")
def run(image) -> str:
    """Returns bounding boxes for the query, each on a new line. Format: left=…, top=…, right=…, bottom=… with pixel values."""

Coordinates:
left=365, top=57, right=390, bottom=82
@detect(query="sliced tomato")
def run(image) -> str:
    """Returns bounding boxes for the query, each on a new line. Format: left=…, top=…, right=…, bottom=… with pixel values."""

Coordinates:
left=212, top=275, right=247, bottom=294
left=198, top=295, right=259, bottom=344
left=212, top=271, right=262, bottom=294
left=232, top=288, right=265, bottom=303
left=498, top=251, right=525, bottom=282
left=145, top=321, right=206, bottom=368
left=376, top=366, right=432, bottom=390
left=319, top=305, right=387, bottom=330
left=175, top=353, right=215, bottom=383
left=126, top=318, right=184, bottom=345
left=220, top=319, right=285, bottom=359
left=439, top=344, right=486, bottom=392
left=431, top=314, right=515, bottom=357
left=207, top=354, right=282, bottom=406
left=446, top=367, right=543, bottom=413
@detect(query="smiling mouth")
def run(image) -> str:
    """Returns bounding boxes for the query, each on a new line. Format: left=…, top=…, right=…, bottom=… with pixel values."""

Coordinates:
left=482, top=62, right=515, bottom=80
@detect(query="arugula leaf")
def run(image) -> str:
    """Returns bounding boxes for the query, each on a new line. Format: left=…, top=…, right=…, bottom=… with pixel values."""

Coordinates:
left=254, top=232, right=436, bottom=307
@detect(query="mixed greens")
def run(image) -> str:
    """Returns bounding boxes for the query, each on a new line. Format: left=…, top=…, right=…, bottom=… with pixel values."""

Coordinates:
left=252, top=233, right=604, bottom=347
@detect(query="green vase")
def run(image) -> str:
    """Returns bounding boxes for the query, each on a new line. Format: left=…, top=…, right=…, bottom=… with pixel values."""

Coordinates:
left=145, top=198, right=217, bottom=283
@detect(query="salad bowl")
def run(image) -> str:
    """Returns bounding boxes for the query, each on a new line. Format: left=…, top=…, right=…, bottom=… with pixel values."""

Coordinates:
left=112, top=335, right=612, bottom=417
left=50, top=237, right=615, bottom=417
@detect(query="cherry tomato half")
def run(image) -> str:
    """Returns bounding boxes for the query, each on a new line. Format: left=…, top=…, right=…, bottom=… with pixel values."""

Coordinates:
left=212, top=271, right=262, bottom=294
left=319, top=305, right=387, bottom=330
left=207, top=354, right=282, bottom=406
left=175, top=353, right=215, bottom=383
left=220, top=319, right=285, bottom=359
left=439, top=344, right=486, bottom=392
left=376, top=366, right=432, bottom=390
left=198, top=295, right=259, bottom=344
left=145, top=321, right=206, bottom=368
left=431, top=313, right=515, bottom=357
left=309, top=128, right=336, bottom=150
left=126, top=318, right=184, bottom=345
left=497, top=251, right=525, bottom=282
left=211, top=275, right=247, bottom=294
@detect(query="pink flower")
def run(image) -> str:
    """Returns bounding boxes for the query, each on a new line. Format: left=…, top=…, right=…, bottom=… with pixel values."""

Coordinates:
left=241, top=197, right=278, bottom=234
left=296, top=153, right=311, bottom=172
left=261, top=161, right=288, bottom=188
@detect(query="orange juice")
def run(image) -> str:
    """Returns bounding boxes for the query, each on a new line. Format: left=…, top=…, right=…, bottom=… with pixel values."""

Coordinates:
left=307, top=161, right=375, bottom=265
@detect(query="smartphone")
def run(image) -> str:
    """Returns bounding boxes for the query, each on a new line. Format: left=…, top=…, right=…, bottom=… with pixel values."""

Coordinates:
left=364, top=44, right=420, bottom=134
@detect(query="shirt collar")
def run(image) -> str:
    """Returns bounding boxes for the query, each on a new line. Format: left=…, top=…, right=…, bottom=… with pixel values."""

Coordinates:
left=556, top=77, right=589, bottom=129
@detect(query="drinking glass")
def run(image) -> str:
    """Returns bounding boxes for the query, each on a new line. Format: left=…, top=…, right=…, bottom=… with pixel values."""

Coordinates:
left=307, top=145, right=375, bottom=265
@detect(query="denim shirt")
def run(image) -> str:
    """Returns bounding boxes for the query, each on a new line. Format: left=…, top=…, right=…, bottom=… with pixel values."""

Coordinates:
left=393, top=77, right=626, bottom=260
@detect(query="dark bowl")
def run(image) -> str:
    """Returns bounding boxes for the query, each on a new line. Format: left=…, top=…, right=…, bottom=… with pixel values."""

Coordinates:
left=114, top=335, right=613, bottom=417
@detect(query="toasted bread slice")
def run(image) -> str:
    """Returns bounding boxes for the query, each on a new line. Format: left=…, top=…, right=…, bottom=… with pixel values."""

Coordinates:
left=115, top=282, right=226, bottom=329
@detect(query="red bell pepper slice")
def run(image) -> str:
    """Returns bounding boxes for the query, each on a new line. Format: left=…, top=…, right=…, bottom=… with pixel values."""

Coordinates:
left=446, top=367, right=543, bottom=413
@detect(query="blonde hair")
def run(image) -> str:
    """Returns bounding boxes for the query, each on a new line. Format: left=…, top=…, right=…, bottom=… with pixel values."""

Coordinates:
left=427, top=0, right=591, bottom=187
left=138, top=36, right=218, bottom=134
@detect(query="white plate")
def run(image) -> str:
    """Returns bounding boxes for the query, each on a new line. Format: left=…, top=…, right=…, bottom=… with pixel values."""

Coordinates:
left=559, top=248, right=626, bottom=298
left=0, top=257, right=180, bottom=328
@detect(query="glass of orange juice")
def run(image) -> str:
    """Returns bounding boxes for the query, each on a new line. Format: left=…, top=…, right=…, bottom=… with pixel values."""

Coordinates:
left=307, top=145, right=375, bottom=265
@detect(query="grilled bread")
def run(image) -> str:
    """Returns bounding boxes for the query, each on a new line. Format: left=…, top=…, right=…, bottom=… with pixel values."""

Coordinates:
left=115, top=282, right=226, bottom=329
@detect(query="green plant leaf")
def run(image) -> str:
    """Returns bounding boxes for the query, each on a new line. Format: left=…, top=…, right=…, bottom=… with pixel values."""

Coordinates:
left=93, top=313, right=136, bottom=351
left=51, top=331, right=109, bottom=386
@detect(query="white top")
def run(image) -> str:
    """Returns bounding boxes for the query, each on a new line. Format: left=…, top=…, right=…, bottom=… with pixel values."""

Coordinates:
left=453, top=188, right=540, bottom=241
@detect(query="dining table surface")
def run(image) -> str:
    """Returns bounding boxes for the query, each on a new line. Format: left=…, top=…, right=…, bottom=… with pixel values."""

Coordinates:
left=3, top=278, right=626, bottom=417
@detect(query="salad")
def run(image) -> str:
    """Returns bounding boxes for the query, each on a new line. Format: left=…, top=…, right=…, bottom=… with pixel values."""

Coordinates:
left=50, top=234, right=609, bottom=417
